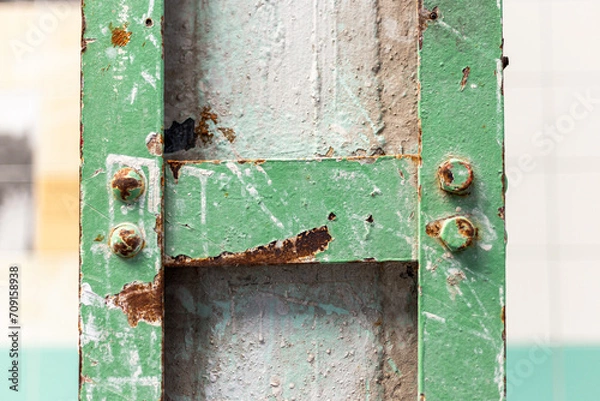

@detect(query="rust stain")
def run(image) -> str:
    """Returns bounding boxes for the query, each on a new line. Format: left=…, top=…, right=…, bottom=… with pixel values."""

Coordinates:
left=111, top=167, right=144, bottom=202
left=370, top=147, right=386, bottom=156
left=110, top=226, right=144, bottom=258
left=107, top=273, right=163, bottom=328
left=498, top=206, right=505, bottom=220
left=425, top=220, right=441, bottom=238
left=418, top=3, right=440, bottom=49
left=167, top=160, right=184, bottom=181
left=460, top=66, right=471, bottom=91
left=166, top=226, right=333, bottom=267
left=195, top=106, right=219, bottom=144
left=218, top=127, right=236, bottom=143
left=146, top=132, right=163, bottom=156
left=110, top=24, right=132, bottom=47
left=446, top=269, right=466, bottom=287
left=455, top=217, right=477, bottom=249
left=94, top=234, right=105, bottom=242
left=155, top=214, right=163, bottom=249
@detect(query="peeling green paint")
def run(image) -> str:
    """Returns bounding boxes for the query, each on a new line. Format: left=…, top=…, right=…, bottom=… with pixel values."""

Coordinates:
left=418, top=0, right=506, bottom=399
left=79, top=0, right=164, bottom=399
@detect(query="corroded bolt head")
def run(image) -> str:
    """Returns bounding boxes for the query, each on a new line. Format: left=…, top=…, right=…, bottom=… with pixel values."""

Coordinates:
left=439, top=216, right=476, bottom=252
left=111, top=167, right=145, bottom=203
left=438, top=159, right=474, bottom=194
left=109, top=223, right=145, bottom=258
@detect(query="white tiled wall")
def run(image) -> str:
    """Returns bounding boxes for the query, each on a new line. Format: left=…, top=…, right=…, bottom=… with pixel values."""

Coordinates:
left=505, top=0, right=600, bottom=345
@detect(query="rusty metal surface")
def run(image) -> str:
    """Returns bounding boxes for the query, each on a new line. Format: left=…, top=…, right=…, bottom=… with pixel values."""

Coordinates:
left=165, top=262, right=417, bottom=401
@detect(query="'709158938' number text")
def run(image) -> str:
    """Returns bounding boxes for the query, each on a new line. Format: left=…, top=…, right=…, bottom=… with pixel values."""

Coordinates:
left=7, top=265, right=20, bottom=392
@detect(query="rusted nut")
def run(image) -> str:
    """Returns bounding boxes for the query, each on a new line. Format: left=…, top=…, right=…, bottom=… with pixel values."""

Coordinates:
left=111, top=167, right=145, bottom=203
left=438, top=216, right=476, bottom=252
left=438, top=158, right=474, bottom=195
left=109, top=223, right=145, bottom=258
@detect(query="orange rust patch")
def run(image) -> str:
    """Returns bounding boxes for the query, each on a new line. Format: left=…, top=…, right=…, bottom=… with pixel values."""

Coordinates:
left=146, top=132, right=163, bottom=156
left=456, top=217, right=476, bottom=239
left=418, top=5, right=440, bottom=49
left=111, top=25, right=131, bottom=47
left=460, top=66, right=471, bottom=91
left=498, top=206, right=505, bottom=220
left=425, top=220, right=442, bottom=237
left=155, top=213, right=164, bottom=249
left=166, top=226, right=333, bottom=267
left=217, top=127, right=236, bottom=143
left=195, top=106, right=219, bottom=144
left=111, top=167, right=144, bottom=202
left=107, top=273, right=163, bottom=327
left=167, top=160, right=184, bottom=181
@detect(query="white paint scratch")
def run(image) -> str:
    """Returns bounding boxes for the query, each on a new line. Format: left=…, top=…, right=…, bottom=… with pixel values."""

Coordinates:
left=472, top=207, right=498, bottom=249
left=225, top=162, right=285, bottom=231
left=494, top=343, right=506, bottom=401
left=496, top=58, right=504, bottom=143
left=81, top=312, right=106, bottom=346
left=141, top=71, right=157, bottom=88
left=117, top=0, right=129, bottom=24
left=180, top=166, right=215, bottom=255
left=438, top=21, right=468, bottom=41
left=255, top=165, right=273, bottom=185
left=129, top=84, right=138, bottom=105
left=81, top=283, right=105, bottom=308
left=180, top=166, right=214, bottom=226
left=147, top=33, right=159, bottom=48
left=90, top=243, right=113, bottom=260
left=145, top=0, right=155, bottom=19
left=423, top=312, right=446, bottom=324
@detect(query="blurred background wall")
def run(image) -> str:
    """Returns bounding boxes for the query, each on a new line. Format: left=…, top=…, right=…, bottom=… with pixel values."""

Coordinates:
left=0, top=1, right=80, bottom=400
left=0, top=0, right=598, bottom=400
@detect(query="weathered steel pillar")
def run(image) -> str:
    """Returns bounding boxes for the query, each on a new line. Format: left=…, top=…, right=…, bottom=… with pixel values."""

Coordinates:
left=79, top=0, right=505, bottom=399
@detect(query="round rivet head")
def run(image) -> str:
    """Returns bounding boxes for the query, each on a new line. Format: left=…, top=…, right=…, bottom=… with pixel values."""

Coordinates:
left=439, top=216, right=476, bottom=252
left=438, top=159, right=474, bottom=194
left=109, top=223, right=145, bottom=258
left=111, top=167, right=145, bottom=203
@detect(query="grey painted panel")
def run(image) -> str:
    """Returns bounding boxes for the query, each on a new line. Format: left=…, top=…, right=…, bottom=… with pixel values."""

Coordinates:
left=165, top=263, right=417, bottom=400
left=164, top=0, right=419, bottom=159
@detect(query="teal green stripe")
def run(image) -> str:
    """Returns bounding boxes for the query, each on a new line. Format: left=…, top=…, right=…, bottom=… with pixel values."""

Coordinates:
left=2, top=345, right=600, bottom=399
left=0, top=348, right=78, bottom=401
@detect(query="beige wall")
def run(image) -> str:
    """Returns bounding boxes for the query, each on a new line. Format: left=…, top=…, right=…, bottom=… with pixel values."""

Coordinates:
left=0, top=2, right=80, bottom=252
left=0, top=2, right=80, bottom=348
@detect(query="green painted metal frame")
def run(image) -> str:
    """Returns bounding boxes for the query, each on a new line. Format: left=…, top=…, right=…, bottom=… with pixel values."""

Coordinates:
left=418, top=0, right=505, bottom=399
left=79, top=0, right=165, bottom=399
left=164, top=157, right=419, bottom=265
left=79, top=0, right=505, bottom=400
